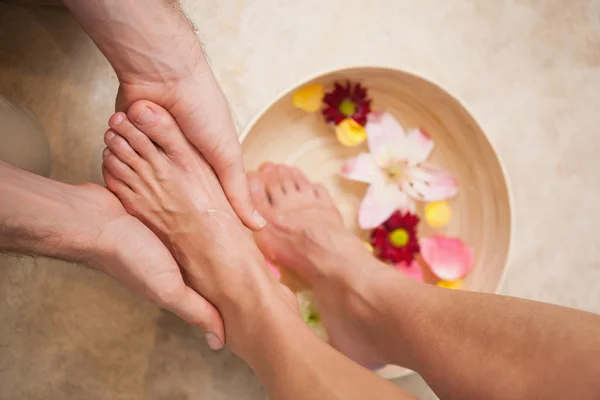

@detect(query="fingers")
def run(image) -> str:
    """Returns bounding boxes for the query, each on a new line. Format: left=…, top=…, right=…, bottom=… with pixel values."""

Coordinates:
left=205, top=141, right=267, bottom=231
left=168, top=83, right=266, bottom=231
left=157, top=282, right=225, bottom=351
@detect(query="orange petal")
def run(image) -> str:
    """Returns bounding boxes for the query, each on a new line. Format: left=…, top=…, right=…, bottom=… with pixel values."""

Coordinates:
left=436, top=279, right=462, bottom=290
left=335, top=118, right=367, bottom=147
left=293, top=83, right=324, bottom=112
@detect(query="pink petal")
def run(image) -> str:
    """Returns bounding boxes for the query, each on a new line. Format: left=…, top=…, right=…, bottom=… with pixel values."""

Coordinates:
left=365, top=112, right=406, bottom=158
left=405, top=128, right=434, bottom=165
left=403, top=165, right=458, bottom=202
left=420, top=236, right=474, bottom=281
left=264, top=258, right=281, bottom=280
left=340, top=153, right=383, bottom=184
left=394, top=260, right=424, bottom=281
left=358, top=182, right=413, bottom=229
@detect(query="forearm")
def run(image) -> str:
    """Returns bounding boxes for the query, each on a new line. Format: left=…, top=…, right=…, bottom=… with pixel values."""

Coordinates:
left=0, top=161, right=105, bottom=263
left=353, top=267, right=600, bottom=399
left=62, top=0, right=204, bottom=84
left=233, top=296, right=415, bottom=400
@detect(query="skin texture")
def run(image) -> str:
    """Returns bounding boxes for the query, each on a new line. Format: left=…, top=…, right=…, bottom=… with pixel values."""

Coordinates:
left=0, top=161, right=224, bottom=344
left=61, top=0, right=264, bottom=231
left=248, top=168, right=600, bottom=400
left=2, top=0, right=269, bottom=346
left=101, top=100, right=415, bottom=400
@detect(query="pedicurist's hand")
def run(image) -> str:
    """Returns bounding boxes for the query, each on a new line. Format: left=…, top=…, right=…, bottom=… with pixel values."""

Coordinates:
left=81, top=183, right=226, bottom=350
left=115, top=63, right=266, bottom=233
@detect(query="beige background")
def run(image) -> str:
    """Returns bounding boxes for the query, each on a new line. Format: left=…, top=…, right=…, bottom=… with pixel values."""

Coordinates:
left=0, top=1, right=599, bottom=399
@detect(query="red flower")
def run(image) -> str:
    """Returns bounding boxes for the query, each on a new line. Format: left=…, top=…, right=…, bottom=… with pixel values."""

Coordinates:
left=370, top=211, right=420, bottom=264
left=322, top=81, right=372, bottom=126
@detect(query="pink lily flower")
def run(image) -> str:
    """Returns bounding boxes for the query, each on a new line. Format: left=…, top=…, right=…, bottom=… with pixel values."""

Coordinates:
left=420, top=236, right=474, bottom=281
left=341, top=112, right=458, bottom=229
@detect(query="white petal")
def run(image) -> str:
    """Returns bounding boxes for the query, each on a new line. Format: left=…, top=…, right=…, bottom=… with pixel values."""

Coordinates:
left=358, top=183, right=413, bottom=229
left=405, top=128, right=434, bottom=165
left=340, top=153, right=383, bottom=184
left=402, top=165, right=458, bottom=202
left=366, top=112, right=407, bottom=160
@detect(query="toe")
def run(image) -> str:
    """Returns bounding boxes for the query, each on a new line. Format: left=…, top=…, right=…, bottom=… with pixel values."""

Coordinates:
left=104, top=129, right=147, bottom=173
left=259, top=163, right=284, bottom=205
left=313, top=183, right=335, bottom=206
left=276, top=165, right=297, bottom=194
left=249, top=172, right=273, bottom=219
left=127, top=100, right=192, bottom=159
left=102, top=164, right=135, bottom=202
left=291, top=167, right=311, bottom=192
left=102, top=148, right=139, bottom=191
left=109, top=112, right=164, bottom=166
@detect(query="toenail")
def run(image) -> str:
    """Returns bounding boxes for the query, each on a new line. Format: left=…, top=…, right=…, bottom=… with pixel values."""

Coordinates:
left=254, top=210, right=267, bottom=228
left=134, top=107, right=154, bottom=124
left=102, top=148, right=111, bottom=157
left=106, top=130, right=115, bottom=140
left=112, top=113, right=124, bottom=125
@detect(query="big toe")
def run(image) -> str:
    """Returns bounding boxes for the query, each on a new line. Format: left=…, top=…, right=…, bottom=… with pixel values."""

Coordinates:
left=249, top=171, right=273, bottom=219
left=127, top=100, right=193, bottom=160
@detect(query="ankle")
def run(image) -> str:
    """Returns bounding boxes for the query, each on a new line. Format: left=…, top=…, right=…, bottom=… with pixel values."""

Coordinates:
left=302, top=228, right=373, bottom=285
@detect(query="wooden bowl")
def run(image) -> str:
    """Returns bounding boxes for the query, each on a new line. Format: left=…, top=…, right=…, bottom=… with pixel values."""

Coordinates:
left=241, top=67, right=512, bottom=379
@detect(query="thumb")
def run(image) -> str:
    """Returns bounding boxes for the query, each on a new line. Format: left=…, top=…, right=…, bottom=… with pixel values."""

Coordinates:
left=158, top=284, right=226, bottom=350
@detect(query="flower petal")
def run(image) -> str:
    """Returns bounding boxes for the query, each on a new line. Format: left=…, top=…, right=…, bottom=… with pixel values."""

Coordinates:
left=358, top=182, right=414, bottom=229
left=420, top=236, right=474, bottom=281
left=293, top=83, right=324, bottom=112
left=365, top=112, right=407, bottom=159
left=335, top=118, right=367, bottom=147
left=437, top=279, right=462, bottom=289
left=403, top=165, right=458, bottom=202
left=394, top=260, right=423, bottom=281
left=405, top=128, right=434, bottom=165
left=340, top=153, right=382, bottom=184
left=425, top=200, right=452, bottom=228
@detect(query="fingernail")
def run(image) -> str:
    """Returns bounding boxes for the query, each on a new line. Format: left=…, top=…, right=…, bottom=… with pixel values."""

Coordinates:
left=112, top=113, right=124, bottom=126
left=106, top=130, right=115, bottom=140
left=135, top=107, right=154, bottom=124
left=205, top=333, right=223, bottom=351
left=254, top=210, right=267, bottom=228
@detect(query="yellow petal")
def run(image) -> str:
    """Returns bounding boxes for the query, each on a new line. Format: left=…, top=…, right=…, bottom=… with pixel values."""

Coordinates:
left=364, top=241, right=374, bottom=254
left=335, top=118, right=367, bottom=147
left=425, top=201, right=452, bottom=228
left=293, top=83, right=324, bottom=112
left=437, top=279, right=462, bottom=290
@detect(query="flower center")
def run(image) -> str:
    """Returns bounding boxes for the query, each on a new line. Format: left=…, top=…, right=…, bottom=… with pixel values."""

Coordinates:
left=386, top=165, right=404, bottom=180
left=389, top=228, right=410, bottom=247
left=339, top=99, right=356, bottom=117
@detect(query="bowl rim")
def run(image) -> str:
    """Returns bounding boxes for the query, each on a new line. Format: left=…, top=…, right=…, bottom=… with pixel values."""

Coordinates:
left=239, top=65, right=514, bottom=378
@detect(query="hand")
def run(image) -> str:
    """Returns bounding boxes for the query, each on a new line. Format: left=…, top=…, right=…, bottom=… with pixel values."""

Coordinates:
left=115, top=66, right=266, bottom=232
left=76, top=182, right=225, bottom=349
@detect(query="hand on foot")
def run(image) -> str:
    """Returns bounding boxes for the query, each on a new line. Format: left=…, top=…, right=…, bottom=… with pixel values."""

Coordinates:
left=102, top=101, right=296, bottom=351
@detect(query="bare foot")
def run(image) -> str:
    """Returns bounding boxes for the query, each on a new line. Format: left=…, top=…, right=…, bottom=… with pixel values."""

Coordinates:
left=101, top=101, right=291, bottom=348
left=249, top=163, right=353, bottom=282
left=249, top=164, right=388, bottom=367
